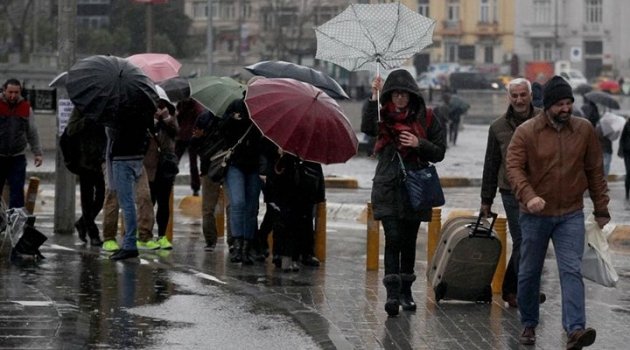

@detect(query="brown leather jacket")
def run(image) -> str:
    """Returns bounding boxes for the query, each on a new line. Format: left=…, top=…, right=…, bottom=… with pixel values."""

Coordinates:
left=506, top=113, right=610, bottom=218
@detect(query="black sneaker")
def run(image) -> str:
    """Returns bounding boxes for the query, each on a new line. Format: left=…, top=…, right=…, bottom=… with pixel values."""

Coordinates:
left=520, top=327, right=536, bottom=345
left=301, top=255, right=321, bottom=267
left=110, top=249, right=139, bottom=261
left=566, top=328, right=596, bottom=349
left=204, top=243, right=216, bottom=252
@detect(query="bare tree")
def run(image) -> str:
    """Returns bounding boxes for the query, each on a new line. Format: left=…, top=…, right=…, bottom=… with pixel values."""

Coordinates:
left=0, top=0, right=34, bottom=62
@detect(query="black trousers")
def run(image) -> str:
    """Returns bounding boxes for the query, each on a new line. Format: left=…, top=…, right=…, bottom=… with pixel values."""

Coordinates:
left=149, top=177, right=175, bottom=237
left=381, top=216, right=422, bottom=275
left=78, top=170, right=105, bottom=230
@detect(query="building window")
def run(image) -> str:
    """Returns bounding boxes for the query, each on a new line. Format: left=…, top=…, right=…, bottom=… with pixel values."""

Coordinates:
left=447, top=0, right=460, bottom=21
left=584, top=41, right=603, bottom=55
left=445, top=42, right=458, bottom=62
left=585, top=0, right=602, bottom=23
left=484, top=45, right=494, bottom=63
left=459, top=45, right=475, bottom=61
left=533, top=41, right=554, bottom=61
left=533, top=0, right=552, bottom=24
left=480, top=0, right=490, bottom=23
left=418, top=0, right=429, bottom=17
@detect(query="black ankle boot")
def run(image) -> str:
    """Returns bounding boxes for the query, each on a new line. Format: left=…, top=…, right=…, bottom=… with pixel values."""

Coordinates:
left=400, top=273, right=417, bottom=311
left=383, top=274, right=401, bottom=317
left=241, top=240, right=254, bottom=265
left=230, top=238, right=243, bottom=263
left=87, top=222, right=103, bottom=247
left=75, top=218, right=87, bottom=243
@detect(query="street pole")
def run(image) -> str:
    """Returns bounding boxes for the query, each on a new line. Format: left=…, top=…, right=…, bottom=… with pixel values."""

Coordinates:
left=55, top=0, right=77, bottom=234
left=206, top=0, right=214, bottom=75
left=146, top=3, right=153, bottom=52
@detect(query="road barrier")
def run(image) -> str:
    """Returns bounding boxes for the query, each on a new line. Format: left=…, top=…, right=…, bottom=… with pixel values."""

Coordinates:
left=366, top=202, right=379, bottom=271
left=314, top=201, right=327, bottom=262
left=25, top=177, right=40, bottom=215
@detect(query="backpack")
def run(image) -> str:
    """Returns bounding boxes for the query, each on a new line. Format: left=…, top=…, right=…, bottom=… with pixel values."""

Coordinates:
left=59, top=127, right=82, bottom=175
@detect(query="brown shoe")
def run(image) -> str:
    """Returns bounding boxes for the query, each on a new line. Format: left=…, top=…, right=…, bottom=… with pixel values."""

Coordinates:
left=566, top=328, right=596, bottom=349
left=520, top=327, right=536, bottom=345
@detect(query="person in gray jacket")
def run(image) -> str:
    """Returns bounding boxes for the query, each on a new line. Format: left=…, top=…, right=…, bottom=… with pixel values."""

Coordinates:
left=480, top=78, right=544, bottom=308
left=0, top=78, right=43, bottom=208
left=361, top=69, right=446, bottom=316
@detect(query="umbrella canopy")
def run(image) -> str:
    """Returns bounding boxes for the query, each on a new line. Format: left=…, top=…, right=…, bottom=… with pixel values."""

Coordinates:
left=315, top=2, right=435, bottom=73
left=245, top=78, right=358, bottom=164
left=158, top=76, right=190, bottom=102
left=49, top=71, right=68, bottom=88
left=585, top=90, right=620, bottom=110
left=189, top=76, right=245, bottom=117
left=66, top=55, right=159, bottom=125
left=127, top=53, right=182, bottom=83
left=244, top=60, right=349, bottom=99
left=574, top=83, right=593, bottom=95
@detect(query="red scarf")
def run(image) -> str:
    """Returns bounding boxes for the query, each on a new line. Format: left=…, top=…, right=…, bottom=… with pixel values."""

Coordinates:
left=373, top=102, right=426, bottom=159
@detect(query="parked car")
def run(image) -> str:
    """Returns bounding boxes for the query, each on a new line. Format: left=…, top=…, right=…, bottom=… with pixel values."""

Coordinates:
left=558, top=69, right=588, bottom=90
left=447, top=72, right=501, bottom=91
left=416, top=72, right=442, bottom=90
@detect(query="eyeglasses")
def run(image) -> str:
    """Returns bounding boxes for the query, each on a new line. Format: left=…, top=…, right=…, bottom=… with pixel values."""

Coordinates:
left=392, top=90, right=409, bottom=98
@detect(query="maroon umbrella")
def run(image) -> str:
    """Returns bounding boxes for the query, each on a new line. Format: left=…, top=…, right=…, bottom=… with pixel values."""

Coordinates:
left=244, top=78, right=358, bottom=164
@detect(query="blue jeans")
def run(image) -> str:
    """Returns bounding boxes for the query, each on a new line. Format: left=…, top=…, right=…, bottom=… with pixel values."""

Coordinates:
left=112, top=160, right=143, bottom=250
left=224, top=166, right=261, bottom=240
left=0, top=155, right=26, bottom=208
left=500, top=192, right=522, bottom=296
left=518, top=210, right=586, bottom=333
left=603, top=152, right=612, bottom=177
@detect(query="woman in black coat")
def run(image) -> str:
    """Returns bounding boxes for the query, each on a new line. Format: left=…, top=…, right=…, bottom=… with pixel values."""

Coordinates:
left=361, top=69, right=446, bottom=316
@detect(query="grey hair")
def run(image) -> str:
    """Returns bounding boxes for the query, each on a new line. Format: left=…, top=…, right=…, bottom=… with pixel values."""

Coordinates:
left=507, top=78, right=531, bottom=93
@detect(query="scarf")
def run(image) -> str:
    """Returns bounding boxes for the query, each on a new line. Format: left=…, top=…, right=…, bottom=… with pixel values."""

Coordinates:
left=373, top=102, right=426, bottom=159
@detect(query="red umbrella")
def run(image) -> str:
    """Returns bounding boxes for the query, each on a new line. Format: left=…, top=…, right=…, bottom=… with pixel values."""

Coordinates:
left=245, top=78, right=358, bottom=164
left=127, top=53, right=181, bottom=83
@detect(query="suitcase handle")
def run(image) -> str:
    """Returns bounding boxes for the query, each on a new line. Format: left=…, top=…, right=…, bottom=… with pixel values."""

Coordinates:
left=469, top=212, right=498, bottom=237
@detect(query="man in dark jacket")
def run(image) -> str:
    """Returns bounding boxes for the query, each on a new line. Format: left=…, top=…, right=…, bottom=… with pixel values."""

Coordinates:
left=0, top=78, right=43, bottom=208
left=506, top=76, right=609, bottom=348
left=480, top=78, right=543, bottom=308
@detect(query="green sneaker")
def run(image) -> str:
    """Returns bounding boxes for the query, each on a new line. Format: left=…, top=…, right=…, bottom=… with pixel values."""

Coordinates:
left=102, top=240, right=120, bottom=252
left=157, top=236, right=173, bottom=250
left=137, top=239, right=160, bottom=250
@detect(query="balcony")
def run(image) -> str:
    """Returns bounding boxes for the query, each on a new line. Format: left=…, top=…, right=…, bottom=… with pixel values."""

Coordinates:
left=439, top=20, right=462, bottom=36
left=476, top=21, right=500, bottom=36
left=582, top=22, right=603, bottom=34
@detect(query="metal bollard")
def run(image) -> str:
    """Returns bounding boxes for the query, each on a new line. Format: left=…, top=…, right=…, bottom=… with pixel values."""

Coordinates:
left=492, top=216, right=508, bottom=294
left=366, top=202, right=380, bottom=271
left=24, top=177, right=40, bottom=214
left=166, top=189, right=174, bottom=242
left=216, top=186, right=225, bottom=237
left=427, top=208, right=442, bottom=267
left=314, top=201, right=327, bottom=262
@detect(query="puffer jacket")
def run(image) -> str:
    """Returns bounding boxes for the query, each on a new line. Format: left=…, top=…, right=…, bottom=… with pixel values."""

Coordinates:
left=361, top=69, right=446, bottom=221
left=0, top=96, right=41, bottom=157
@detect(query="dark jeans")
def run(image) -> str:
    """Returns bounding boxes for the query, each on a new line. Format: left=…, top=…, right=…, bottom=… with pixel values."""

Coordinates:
left=381, top=216, right=422, bottom=275
left=78, top=170, right=105, bottom=231
left=0, top=155, right=27, bottom=208
left=149, top=177, right=175, bottom=237
left=624, top=155, right=630, bottom=199
left=175, top=140, right=200, bottom=194
left=500, top=191, right=522, bottom=297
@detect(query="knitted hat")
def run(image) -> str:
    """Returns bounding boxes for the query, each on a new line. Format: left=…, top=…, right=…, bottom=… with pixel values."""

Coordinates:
left=543, top=76, right=574, bottom=110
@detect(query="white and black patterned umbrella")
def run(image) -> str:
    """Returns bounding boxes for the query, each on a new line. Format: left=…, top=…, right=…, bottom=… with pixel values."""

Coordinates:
left=315, top=2, right=436, bottom=74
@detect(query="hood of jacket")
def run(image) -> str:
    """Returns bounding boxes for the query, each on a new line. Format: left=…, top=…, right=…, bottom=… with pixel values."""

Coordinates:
left=380, top=69, right=425, bottom=116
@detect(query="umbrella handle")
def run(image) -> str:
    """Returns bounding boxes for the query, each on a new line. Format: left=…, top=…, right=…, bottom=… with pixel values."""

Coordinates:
left=376, top=63, right=381, bottom=122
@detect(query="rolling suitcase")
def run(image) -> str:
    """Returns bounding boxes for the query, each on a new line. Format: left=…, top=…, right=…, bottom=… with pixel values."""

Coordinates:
left=427, top=213, right=501, bottom=303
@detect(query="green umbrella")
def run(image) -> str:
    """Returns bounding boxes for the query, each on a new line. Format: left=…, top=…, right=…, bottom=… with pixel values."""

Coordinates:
left=189, top=76, right=246, bottom=117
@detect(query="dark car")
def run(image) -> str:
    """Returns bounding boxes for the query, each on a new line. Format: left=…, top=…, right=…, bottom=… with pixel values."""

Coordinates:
left=448, top=72, right=501, bottom=91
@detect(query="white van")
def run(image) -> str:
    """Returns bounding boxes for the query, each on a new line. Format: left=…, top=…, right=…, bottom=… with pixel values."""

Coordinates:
left=558, top=69, right=588, bottom=90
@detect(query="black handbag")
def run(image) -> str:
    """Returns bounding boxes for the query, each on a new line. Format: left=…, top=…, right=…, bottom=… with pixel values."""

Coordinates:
left=207, top=125, right=253, bottom=182
left=397, top=153, right=445, bottom=210
left=152, top=133, right=179, bottom=181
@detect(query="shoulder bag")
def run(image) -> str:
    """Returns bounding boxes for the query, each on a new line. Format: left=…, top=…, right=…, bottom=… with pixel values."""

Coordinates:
left=397, top=152, right=445, bottom=210
left=207, top=125, right=253, bottom=182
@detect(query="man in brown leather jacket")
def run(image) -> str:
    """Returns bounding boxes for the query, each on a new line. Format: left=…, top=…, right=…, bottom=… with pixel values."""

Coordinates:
left=506, top=76, right=610, bottom=349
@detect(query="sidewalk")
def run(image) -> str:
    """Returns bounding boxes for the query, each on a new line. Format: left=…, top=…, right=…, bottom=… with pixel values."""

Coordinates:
left=2, top=183, right=629, bottom=349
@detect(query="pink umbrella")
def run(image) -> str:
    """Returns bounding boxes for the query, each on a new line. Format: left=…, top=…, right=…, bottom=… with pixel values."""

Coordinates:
left=245, top=78, right=358, bottom=164
left=127, top=53, right=181, bottom=83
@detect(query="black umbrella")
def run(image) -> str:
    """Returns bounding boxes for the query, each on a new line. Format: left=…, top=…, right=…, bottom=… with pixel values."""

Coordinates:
left=158, top=76, right=190, bottom=103
left=244, top=60, right=349, bottom=99
left=574, top=83, right=593, bottom=95
left=584, top=90, right=620, bottom=110
left=66, top=55, right=159, bottom=126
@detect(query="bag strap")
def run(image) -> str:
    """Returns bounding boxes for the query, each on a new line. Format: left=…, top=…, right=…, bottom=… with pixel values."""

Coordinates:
left=396, top=152, right=408, bottom=182
left=229, top=124, right=253, bottom=152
